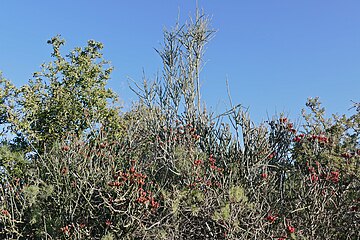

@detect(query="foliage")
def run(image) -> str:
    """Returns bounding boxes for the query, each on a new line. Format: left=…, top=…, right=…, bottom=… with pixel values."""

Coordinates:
left=0, top=9, right=359, bottom=240
left=0, top=36, right=123, bottom=153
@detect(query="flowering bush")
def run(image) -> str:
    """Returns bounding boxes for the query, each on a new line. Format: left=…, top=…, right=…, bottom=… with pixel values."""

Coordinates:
left=0, top=9, right=359, bottom=240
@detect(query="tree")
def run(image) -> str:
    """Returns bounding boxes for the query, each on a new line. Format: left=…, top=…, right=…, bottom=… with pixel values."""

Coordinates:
left=0, top=36, right=123, bottom=152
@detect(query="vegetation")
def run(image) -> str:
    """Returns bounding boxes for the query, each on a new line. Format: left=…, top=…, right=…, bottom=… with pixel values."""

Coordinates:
left=0, top=10, right=359, bottom=240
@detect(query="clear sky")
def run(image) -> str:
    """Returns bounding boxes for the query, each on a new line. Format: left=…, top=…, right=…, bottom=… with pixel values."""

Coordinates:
left=1, top=1, right=359, bottom=123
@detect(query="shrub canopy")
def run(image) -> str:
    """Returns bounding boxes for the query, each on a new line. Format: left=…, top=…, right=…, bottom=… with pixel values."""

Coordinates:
left=0, top=10, right=359, bottom=240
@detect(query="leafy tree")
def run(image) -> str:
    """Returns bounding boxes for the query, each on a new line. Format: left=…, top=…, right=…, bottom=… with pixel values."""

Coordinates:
left=0, top=36, right=123, bottom=152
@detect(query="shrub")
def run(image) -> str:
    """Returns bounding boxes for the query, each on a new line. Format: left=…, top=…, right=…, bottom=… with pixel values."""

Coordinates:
left=0, top=9, right=359, bottom=240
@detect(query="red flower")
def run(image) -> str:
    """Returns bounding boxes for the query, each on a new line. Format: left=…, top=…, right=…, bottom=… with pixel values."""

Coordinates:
left=311, top=174, right=318, bottom=182
left=1, top=209, right=10, bottom=217
left=138, top=179, right=145, bottom=185
left=318, top=135, right=328, bottom=143
left=261, top=173, right=268, bottom=179
left=266, top=215, right=277, bottom=223
left=136, top=196, right=147, bottom=203
left=287, top=225, right=295, bottom=233
left=151, top=198, right=160, bottom=209
left=329, top=171, right=340, bottom=183
left=209, top=154, right=216, bottom=165
left=114, top=181, right=122, bottom=187
left=61, top=225, right=70, bottom=235
left=268, top=152, right=275, bottom=159
left=279, top=118, right=288, bottom=123
left=105, top=219, right=112, bottom=226
left=194, top=159, right=203, bottom=166
left=62, top=145, right=70, bottom=151
left=217, top=167, right=224, bottom=173
left=206, top=180, right=212, bottom=186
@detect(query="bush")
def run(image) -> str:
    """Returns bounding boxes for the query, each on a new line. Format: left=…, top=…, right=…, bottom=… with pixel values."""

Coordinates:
left=0, top=9, right=359, bottom=240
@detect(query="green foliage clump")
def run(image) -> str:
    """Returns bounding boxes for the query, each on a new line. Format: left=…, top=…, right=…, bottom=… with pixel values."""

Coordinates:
left=1, top=36, right=123, bottom=153
left=0, top=144, right=27, bottom=180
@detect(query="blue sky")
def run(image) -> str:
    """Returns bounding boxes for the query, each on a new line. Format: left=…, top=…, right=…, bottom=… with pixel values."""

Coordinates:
left=1, top=1, right=359, bottom=123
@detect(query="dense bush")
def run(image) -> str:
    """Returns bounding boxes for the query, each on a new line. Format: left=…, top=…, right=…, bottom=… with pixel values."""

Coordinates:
left=1, top=10, right=359, bottom=240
